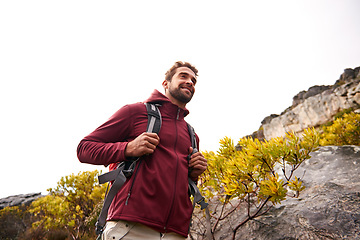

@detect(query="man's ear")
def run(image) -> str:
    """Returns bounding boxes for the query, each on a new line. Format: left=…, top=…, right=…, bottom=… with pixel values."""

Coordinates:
left=162, top=80, right=169, bottom=91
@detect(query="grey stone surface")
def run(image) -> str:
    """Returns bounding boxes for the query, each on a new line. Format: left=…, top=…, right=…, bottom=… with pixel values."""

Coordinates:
left=0, top=192, right=43, bottom=210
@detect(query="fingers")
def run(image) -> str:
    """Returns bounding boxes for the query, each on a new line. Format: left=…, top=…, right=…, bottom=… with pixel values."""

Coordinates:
left=141, top=133, right=159, bottom=150
left=188, top=152, right=208, bottom=180
left=188, top=147, right=193, bottom=155
left=189, top=152, right=207, bottom=171
left=125, top=132, right=160, bottom=157
left=138, top=133, right=160, bottom=155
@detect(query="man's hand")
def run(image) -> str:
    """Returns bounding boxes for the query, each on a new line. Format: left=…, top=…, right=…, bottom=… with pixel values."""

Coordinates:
left=125, top=132, right=160, bottom=158
left=188, top=147, right=207, bottom=180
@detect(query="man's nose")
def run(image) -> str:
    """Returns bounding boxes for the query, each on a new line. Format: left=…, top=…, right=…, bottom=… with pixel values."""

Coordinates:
left=185, top=78, right=194, bottom=86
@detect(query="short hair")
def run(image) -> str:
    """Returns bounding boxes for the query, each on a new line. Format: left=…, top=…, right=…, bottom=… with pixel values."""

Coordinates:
left=165, top=61, right=198, bottom=81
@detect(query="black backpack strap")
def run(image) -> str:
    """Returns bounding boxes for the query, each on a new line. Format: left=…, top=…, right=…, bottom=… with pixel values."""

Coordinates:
left=187, top=123, right=198, bottom=151
left=186, top=123, right=211, bottom=238
left=145, top=103, right=162, bottom=134
left=95, top=103, right=162, bottom=236
left=188, top=177, right=208, bottom=210
left=186, top=123, right=208, bottom=210
left=95, top=164, right=127, bottom=235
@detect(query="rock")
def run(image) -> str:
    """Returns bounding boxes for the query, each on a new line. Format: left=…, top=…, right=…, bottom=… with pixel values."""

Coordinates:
left=292, top=85, right=332, bottom=107
left=356, top=67, right=360, bottom=78
left=261, top=114, right=279, bottom=125
left=262, top=67, right=360, bottom=140
left=0, top=193, right=43, bottom=210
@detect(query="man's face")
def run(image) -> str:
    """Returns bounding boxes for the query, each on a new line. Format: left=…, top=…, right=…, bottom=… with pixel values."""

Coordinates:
left=167, top=67, right=197, bottom=104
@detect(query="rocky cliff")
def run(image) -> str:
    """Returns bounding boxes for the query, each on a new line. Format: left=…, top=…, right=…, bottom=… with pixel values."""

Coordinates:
left=261, top=67, right=360, bottom=140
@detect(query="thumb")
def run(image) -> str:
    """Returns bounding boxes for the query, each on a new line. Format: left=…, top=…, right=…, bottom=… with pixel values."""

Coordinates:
left=188, top=146, right=193, bottom=155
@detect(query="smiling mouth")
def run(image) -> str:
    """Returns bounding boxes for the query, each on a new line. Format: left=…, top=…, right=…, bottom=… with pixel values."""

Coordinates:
left=181, top=87, right=193, bottom=94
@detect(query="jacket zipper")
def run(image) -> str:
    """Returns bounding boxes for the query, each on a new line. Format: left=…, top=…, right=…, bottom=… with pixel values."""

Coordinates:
left=125, top=159, right=143, bottom=205
left=163, top=108, right=181, bottom=232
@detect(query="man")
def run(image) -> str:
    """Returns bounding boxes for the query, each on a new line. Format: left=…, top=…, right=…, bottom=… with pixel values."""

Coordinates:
left=77, top=61, right=207, bottom=240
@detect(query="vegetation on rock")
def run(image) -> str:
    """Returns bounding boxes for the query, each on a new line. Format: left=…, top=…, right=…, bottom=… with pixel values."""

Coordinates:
left=193, top=128, right=319, bottom=239
left=320, top=111, right=360, bottom=146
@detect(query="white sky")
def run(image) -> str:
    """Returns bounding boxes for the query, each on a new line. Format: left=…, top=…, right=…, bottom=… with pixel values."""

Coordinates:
left=1, top=0, right=359, bottom=198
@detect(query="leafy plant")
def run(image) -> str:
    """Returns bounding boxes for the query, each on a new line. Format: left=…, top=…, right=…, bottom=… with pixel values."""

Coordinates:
left=320, top=112, right=360, bottom=146
left=29, top=170, right=106, bottom=240
left=197, top=128, right=319, bottom=240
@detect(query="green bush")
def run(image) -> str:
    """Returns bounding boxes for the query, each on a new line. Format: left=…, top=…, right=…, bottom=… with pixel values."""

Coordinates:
left=198, top=128, right=320, bottom=239
left=29, top=170, right=106, bottom=240
left=320, top=111, right=360, bottom=146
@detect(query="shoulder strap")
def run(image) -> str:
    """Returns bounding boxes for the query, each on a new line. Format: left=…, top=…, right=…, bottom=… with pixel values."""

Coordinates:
left=145, top=103, right=162, bottom=134
left=186, top=123, right=211, bottom=237
left=187, top=123, right=198, bottom=151
left=186, top=123, right=208, bottom=209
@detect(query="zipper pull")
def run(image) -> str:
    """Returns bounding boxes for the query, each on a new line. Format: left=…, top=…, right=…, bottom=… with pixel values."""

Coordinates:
left=125, top=192, right=131, bottom=205
left=176, top=108, right=180, bottom=120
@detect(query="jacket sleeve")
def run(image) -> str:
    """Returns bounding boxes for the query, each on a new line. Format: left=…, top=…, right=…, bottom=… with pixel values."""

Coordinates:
left=77, top=105, right=133, bottom=166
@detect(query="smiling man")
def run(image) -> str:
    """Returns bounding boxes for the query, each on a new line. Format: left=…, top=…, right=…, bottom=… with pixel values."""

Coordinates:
left=77, top=61, right=207, bottom=240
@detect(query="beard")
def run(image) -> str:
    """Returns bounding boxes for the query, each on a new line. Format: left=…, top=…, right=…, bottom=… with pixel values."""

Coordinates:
left=168, top=84, right=194, bottom=104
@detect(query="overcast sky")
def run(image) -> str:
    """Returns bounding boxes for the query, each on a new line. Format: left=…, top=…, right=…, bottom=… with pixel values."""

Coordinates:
left=1, top=0, right=359, bottom=198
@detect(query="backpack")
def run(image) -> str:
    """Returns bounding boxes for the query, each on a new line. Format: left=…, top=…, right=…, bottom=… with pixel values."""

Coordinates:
left=95, top=103, right=208, bottom=236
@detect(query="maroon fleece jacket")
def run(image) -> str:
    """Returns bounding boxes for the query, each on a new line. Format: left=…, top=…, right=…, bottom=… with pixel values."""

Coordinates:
left=77, top=90, right=199, bottom=237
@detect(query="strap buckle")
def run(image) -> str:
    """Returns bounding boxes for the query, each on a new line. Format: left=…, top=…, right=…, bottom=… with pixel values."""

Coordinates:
left=196, top=197, right=209, bottom=210
left=95, top=221, right=104, bottom=236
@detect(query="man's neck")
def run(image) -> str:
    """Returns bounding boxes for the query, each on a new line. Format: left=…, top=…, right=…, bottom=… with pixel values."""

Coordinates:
left=165, top=91, right=186, bottom=109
